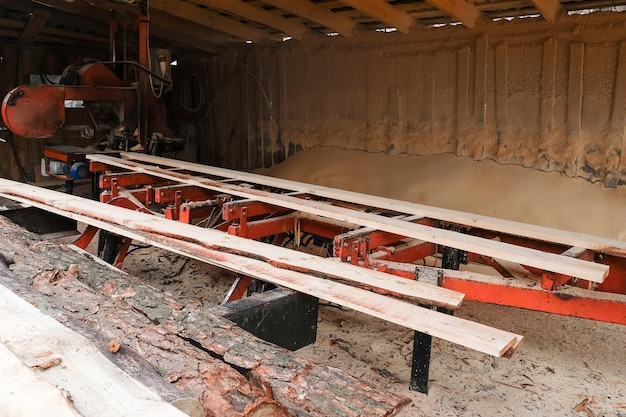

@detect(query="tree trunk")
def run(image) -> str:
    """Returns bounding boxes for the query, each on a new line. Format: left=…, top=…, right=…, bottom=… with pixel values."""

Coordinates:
left=0, top=215, right=410, bottom=417
left=0, top=233, right=288, bottom=417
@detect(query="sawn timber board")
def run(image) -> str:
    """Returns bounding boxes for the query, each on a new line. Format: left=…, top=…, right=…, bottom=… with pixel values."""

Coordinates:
left=117, top=153, right=626, bottom=258
left=87, top=154, right=609, bottom=283
left=0, top=284, right=188, bottom=417
left=0, top=180, right=522, bottom=357
left=0, top=180, right=462, bottom=310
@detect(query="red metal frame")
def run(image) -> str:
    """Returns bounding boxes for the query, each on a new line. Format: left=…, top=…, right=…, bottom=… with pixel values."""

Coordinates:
left=444, top=277, right=626, bottom=324
left=76, top=156, right=626, bottom=322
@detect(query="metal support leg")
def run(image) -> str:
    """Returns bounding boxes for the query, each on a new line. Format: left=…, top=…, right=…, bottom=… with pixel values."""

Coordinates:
left=65, top=179, right=74, bottom=195
left=92, top=172, right=100, bottom=200
left=410, top=244, right=466, bottom=393
left=98, top=230, right=121, bottom=264
left=409, top=329, right=433, bottom=392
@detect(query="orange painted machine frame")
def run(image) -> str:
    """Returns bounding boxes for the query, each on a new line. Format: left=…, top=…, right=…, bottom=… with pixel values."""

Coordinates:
left=87, top=159, right=626, bottom=325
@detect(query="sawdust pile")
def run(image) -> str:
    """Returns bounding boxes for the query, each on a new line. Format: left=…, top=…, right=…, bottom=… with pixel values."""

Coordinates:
left=259, top=148, right=626, bottom=240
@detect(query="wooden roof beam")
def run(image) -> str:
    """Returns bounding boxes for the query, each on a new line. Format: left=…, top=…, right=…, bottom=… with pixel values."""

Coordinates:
left=339, top=0, right=418, bottom=33
left=529, top=0, right=565, bottom=22
left=28, top=0, right=129, bottom=25
left=425, top=0, right=485, bottom=29
left=149, top=24, right=222, bottom=53
left=150, top=0, right=281, bottom=43
left=150, top=9, right=241, bottom=50
left=192, top=0, right=313, bottom=40
left=19, top=8, right=52, bottom=44
left=262, top=0, right=358, bottom=37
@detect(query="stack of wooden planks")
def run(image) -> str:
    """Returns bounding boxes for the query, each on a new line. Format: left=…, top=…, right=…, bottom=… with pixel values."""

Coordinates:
left=86, top=153, right=611, bottom=283
left=1, top=149, right=620, bottom=415
left=0, top=178, right=522, bottom=357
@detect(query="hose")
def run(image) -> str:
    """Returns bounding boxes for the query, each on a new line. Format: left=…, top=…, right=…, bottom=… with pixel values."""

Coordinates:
left=180, top=73, right=205, bottom=113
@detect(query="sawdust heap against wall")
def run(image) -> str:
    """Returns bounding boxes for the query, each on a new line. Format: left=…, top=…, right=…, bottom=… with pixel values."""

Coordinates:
left=258, top=148, right=626, bottom=240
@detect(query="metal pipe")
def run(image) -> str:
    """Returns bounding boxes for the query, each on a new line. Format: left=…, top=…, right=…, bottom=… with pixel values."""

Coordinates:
left=138, top=0, right=149, bottom=147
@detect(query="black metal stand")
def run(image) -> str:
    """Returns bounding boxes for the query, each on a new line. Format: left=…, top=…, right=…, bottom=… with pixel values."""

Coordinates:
left=212, top=288, right=319, bottom=351
left=409, top=327, right=434, bottom=392
left=409, top=243, right=465, bottom=394
left=0, top=197, right=77, bottom=238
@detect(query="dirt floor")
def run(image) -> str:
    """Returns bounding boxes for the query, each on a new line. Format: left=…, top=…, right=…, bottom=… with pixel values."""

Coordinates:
left=102, top=149, right=625, bottom=417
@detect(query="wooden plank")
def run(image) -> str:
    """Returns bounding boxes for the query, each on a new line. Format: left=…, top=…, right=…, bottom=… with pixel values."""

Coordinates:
left=0, top=284, right=188, bottom=417
left=0, top=180, right=462, bottom=309
left=0, top=343, right=80, bottom=417
left=88, top=154, right=610, bottom=283
left=561, top=246, right=589, bottom=258
left=117, top=152, right=626, bottom=258
left=0, top=181, right=523, bottom=357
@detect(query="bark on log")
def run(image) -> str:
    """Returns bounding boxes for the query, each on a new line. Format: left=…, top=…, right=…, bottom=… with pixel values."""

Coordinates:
left=0, top=221, right=289, bottom=417
left=0, top=216, right=411, bottom=417
left=0, top=267, right=287, bottom=417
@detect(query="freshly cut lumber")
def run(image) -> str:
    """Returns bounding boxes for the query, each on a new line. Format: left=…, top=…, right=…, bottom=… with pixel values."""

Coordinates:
left=0, top=216, right=411, bottom=417
left=0, top=179, right=463, bottom=310
left=118, top=152, right=626, bottom=258
left=150, top=234, right=522, bottom=357
left=86, top=154, right=609, bottom=283
left=0, top=181, right=523, bottom=357
left=0, top=342, right=80, bottom=417
left=0, top=284, right=190, bottom=417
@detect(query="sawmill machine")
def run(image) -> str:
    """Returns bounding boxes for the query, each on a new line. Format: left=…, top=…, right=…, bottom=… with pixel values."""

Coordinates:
left=0, top=0, right=183, bottom=187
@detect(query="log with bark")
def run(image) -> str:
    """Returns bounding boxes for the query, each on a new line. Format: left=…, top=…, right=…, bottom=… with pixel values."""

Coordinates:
left=0, top=233, right=288, bottom=417
left=0, top=215, right=410, bottom=417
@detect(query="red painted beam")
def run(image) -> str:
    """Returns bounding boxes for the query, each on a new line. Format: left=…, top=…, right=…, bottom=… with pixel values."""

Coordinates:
left=444, top=277, right=626, bottom=325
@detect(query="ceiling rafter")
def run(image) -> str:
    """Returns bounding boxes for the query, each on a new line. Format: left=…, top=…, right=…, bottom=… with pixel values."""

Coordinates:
left=529, top=0, right=566, bottom=22
left=339, top=0, right=418, bottom=33
left=18, top=8, right=52, bottom=44
left=192, top=0, right=312, bottom=40
left=149, top=10, right=235, bottom=52
left=262, top=0, right=358, bottom=37
left=424, top=0, right=485, bottom=29
left=150, top=9, right=240, bottom=47
left=23, top=0, right=226, bottom=53
left=28, top=0, right=130, bottom=25
left=149, top=0, right=281, bottom=43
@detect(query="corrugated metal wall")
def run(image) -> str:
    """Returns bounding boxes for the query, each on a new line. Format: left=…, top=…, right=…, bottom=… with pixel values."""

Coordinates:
left=206, top=12, right=626, bottom=186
